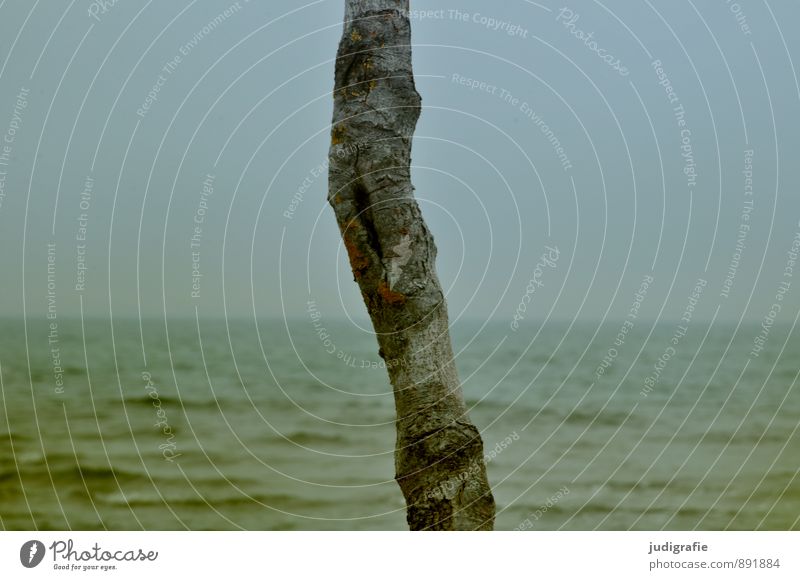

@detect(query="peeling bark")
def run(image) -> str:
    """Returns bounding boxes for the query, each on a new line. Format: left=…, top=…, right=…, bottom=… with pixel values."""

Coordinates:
left=328, top=0, right=495, bottom=530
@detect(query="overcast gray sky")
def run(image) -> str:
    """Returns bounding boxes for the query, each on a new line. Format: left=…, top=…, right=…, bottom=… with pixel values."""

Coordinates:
left=1, top=0, right=798, bottom=325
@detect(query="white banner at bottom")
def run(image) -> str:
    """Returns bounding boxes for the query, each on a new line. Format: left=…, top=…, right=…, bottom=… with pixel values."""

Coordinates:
left=0, top=531, right=797, bottom=579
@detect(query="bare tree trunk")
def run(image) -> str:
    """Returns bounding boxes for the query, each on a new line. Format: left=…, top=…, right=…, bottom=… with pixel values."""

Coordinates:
left=328, top=0, right=495, bottom=530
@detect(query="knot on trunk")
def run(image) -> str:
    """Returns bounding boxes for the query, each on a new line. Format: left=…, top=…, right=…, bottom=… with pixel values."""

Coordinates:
left=396, top=421, right=495, bottom=530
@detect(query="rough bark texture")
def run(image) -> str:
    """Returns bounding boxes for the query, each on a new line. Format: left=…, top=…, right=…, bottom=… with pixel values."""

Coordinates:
left=328, top=0, right=495, bottom=530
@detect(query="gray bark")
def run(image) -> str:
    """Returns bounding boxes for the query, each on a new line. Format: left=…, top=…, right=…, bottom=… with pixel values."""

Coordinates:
left=328, top=0, right=495, bottom=530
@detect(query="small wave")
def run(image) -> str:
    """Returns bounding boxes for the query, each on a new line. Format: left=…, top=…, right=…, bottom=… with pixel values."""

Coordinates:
left=123, top=395, right=183, bottom=408
left=699, top=430, right=790, bottom=445
left=464, top=398, right=507, bottom=409
left=12, top=450, right=47, bottom=465
left=0, top=468, right=17, bottom=483
left=62, top=463, right=144, bottom=484
left=97, top=490, right=311, bottom=508
left=574, top=503, right=615, bottom=516
left=122, top=395, right=252, bottom=410
left=282, top=431, right=348, bottom=445
left=0, top=431, right=31, bottom=445
left=604, top=479, right=693, bottom=493
left=0, top=459, right=144, bottom=490
left=564, top=409, right=632, bottom=428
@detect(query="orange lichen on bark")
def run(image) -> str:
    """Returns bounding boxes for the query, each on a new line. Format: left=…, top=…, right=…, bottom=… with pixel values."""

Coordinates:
left=331, top=125, right=346, bottom=145
left=343, top=227, right=369, bottom=277
left=378, top=280, right=406, bottom=305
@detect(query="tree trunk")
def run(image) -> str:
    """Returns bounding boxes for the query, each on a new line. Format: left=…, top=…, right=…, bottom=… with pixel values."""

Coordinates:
left=328, top=0, right=495, bottom=530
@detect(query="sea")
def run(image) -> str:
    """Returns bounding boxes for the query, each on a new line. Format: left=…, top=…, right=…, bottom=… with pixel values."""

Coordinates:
left=0, top=317, right=798, bottom=530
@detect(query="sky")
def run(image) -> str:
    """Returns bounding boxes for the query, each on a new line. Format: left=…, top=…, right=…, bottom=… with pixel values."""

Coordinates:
left=0, top=0, right=798, bottom=326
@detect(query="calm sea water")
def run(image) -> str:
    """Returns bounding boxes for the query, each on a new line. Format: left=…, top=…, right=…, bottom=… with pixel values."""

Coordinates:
left=0, top=318, right=798, bottom=530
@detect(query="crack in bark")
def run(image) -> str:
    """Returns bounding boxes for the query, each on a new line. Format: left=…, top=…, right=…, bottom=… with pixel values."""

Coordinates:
left=352, top=181, right=383, bottom=262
